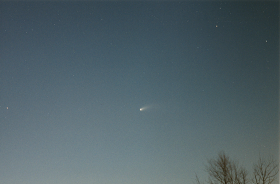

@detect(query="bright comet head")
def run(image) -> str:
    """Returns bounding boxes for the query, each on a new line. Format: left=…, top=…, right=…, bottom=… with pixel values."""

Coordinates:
left=139, top=106, right=149, bottom=111
left=140, top=104, right=159, bottom=112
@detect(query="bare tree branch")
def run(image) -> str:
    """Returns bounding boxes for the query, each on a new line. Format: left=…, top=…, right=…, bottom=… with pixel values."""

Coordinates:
left=252, top=157, right=279, bottom=184
left=195, top=173, right=204, bottom=184
left=205, top=152, right=249, bottom=184
left=195, top=152, right=278, bottom=184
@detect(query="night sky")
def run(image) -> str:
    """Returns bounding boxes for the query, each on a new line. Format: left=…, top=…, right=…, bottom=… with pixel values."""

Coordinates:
left=0, top=2, right=279, bottom=184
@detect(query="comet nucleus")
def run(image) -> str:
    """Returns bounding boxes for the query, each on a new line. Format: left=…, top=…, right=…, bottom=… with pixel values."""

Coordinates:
left=139, top=106, right=150, bottom=111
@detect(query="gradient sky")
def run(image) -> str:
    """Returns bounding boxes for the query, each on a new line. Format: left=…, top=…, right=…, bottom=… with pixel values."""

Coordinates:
left=0, top=2, right=279, bottom=184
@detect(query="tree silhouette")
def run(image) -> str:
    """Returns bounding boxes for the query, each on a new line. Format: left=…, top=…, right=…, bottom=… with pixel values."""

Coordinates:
left=195, top=152, right=278, bottom=184
left=252, top=157, right=278, bottom=184
left=205, top=152, right=248, bottom=184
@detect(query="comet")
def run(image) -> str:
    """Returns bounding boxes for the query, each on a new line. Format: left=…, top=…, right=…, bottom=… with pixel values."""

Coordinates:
left=139, top=104, right=157, bottom=112
left=140, top=107, right=146, bottom=111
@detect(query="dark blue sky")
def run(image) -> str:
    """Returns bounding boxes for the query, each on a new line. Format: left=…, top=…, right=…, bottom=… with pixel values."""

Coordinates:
left=0, top=2, right=279, bottom=184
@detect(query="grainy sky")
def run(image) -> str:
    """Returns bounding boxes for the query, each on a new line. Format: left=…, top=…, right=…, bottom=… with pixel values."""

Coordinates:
left=0, top=2, right=279, bottom=184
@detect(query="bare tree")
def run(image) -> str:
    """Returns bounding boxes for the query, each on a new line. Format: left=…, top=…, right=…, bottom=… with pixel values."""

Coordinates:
left=238, top=167, right=249, bottom=184
left=252, top=157, right=279, bottom=184
left=205, top=152, right=249, bottom=184
left=194, top=152, right=278, bottom=184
